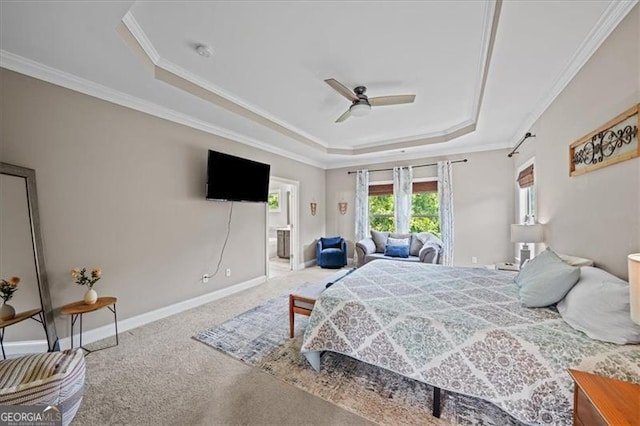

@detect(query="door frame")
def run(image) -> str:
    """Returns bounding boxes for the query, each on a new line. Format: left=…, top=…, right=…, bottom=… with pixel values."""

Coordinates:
left=266, top=176, right=299, bottom=277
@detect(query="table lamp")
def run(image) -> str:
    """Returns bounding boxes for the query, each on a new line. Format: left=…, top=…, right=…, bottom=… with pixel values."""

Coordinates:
left=510, top=224, right=544, bottom=267
left=629, top=254, right=640, bottom=325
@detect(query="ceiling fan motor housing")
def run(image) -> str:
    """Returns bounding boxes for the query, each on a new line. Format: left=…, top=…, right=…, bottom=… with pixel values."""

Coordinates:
left=353, top=86, right=369, bottom=104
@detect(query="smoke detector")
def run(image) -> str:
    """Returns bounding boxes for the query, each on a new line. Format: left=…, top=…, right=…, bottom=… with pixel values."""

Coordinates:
left=195, top=44, right=212, bottom=58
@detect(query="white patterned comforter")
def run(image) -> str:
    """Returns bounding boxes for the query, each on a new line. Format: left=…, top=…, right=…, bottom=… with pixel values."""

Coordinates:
left=300, top=260, right=640, bottom=425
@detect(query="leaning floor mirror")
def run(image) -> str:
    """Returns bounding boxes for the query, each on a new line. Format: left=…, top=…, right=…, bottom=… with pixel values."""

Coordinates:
left=1, top=162, right=59, bottom=357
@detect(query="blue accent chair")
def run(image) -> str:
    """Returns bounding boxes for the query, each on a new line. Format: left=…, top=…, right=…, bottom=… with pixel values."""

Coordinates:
left=316, top=236, right=348, bottom=269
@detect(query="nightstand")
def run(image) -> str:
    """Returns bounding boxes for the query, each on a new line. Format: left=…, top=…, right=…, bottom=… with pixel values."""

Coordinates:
left=568, top=369, right=640, bottom=425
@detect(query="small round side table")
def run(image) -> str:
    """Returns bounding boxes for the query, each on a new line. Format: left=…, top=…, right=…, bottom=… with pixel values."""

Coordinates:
left=0, top=308, right=47, bottom=359
left=60, top=296, right=118, bottom=354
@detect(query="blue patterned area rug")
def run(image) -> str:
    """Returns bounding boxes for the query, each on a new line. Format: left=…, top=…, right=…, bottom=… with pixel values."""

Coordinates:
left=194, top=284, right=523, bottom=426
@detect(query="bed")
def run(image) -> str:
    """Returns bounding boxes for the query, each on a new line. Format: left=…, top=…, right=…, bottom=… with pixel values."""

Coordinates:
left=300, top=260, right=640, bottom=425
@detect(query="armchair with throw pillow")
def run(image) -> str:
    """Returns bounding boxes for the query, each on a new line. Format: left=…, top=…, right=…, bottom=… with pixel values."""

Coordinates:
left=316, top=236, right=348, bottom=269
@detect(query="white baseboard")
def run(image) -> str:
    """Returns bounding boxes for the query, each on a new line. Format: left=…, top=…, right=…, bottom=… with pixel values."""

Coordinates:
left=303, top=258, right=354, bottom=268
left=303, top=259, right=317, bottom=268
left=2, top=275, right=266, bottom=357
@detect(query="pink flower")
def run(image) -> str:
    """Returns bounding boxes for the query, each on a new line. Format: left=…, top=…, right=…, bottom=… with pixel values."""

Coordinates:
left=8, top=276, right=20, bottom=287
left=91, top=268, right=102, bottom=278
left=71, top=268, right=81, bottom=279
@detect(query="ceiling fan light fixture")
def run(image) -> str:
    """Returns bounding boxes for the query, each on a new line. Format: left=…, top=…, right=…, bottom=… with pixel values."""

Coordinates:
left=350, top=102, right=371, bottom=117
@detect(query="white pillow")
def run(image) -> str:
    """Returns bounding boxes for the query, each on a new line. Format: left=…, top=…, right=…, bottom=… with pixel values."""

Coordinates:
left=516, top=248, right=581, bottom=307
left=557, top=266, right=640, bottom=344
left=558, top=253, right=595, bottom=267
left=387, top=237, right=410, bottom=246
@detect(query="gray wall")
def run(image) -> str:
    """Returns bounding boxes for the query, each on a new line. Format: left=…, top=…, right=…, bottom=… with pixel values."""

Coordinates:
left=512, top=6, right=639, bottom=279
left=0, top=68, right=326, bottom=339
left=325, top=148, right=514, bottom=267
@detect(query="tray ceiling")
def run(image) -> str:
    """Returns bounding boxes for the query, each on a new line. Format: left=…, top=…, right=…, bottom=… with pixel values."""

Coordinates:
left=0, top=1, right=636, bottom=168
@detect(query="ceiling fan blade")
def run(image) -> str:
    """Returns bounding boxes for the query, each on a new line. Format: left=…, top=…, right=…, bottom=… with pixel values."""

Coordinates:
left=335, top=109, right=351, bottom=123
left=325, top=79, right=358, bottom=102
left=369, top=94, right=416, bottom=107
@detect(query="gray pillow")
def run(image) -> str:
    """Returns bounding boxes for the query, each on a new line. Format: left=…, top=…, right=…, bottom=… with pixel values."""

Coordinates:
left=558, top=253, right=595, bottom=267
left=557, top=266, right=640, bottom=344
left=410, top=234, right=424, bottom=256
left=516, top=248, right=580, bottom=307
left=387, top=237, right=410, bottom=246
left=410, top=233, right=443, bottom=257
left=370, top=231, right=389, bottom=253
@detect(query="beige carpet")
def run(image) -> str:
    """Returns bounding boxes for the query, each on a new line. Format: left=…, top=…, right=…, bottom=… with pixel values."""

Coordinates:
left=72, top=266, right=376, bottom=426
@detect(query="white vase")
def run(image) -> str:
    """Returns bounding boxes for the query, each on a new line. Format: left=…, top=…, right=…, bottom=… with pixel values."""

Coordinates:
left=0, top=302, right=15, bottom=321
left=84, top=288, right=98, bottom=305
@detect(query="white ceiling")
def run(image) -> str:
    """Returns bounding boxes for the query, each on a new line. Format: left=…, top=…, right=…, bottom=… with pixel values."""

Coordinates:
left=0, top=1, right=636, bottom=168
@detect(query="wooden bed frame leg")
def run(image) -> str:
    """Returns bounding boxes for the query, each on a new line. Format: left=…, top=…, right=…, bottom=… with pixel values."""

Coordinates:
left=433, top=387, right=441, bottom=418
left=288, top=295, right=294, bottom=338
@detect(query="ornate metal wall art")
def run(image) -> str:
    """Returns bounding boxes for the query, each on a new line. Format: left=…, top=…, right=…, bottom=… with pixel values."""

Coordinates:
left=570, top=104, right=639, bottom=176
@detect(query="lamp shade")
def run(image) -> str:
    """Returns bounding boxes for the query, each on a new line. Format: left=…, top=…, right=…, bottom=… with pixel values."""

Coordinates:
left=629, top=254, right=640, bottom=325
left=510, top=224, right=544, bottom=243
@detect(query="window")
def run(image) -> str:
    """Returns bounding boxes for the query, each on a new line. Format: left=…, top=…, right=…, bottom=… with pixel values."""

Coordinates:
left=516, top=163, right=536, bottom=224
left=369, top=181, right=440, bottom=236
left=516, top=160, right=537, bottom=257
left=268, top=191, right=280, bottom=211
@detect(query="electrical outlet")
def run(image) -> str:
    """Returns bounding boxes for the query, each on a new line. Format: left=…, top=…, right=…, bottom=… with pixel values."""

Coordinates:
left=471, top=257, right=478, bottom=264
left=225, top=268, right=231, bottom=277
left=202, top=274, right=209, bottom=283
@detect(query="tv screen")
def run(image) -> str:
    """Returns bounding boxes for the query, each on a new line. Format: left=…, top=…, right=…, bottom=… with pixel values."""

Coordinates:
left=206, top=150, right=271, bottom=202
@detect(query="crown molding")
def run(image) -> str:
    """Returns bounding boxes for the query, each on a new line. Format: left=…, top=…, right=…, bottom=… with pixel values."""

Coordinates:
left=121, top=11, right=159, bottom=64
left=509, top=0, right=638, bottom=147
left=0, top=49, right=511, bottom=170
left=121, top=4, right=501, bottom=153
left=122, top=12, right=326, bottom=151
left=349, top=118, right=477, bottom=150
left=471, top=0, right=501, bottom=122
left=0, top=50, right=325, bottom=169
left=324, top=141, right=513, bottom=170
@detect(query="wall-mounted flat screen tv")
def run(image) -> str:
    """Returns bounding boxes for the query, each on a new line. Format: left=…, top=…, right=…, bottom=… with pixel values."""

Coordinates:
left=206, top=150, right=271, bottom=202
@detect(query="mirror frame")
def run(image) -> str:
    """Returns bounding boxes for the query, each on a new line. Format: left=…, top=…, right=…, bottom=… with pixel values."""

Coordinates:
left=1, top=162, right=59, bottom=352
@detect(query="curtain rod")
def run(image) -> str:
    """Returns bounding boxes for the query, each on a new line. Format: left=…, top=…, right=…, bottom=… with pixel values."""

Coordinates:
left=346, top=159, right=468, bottom=175
left=507, top=132, right=536, bottom=158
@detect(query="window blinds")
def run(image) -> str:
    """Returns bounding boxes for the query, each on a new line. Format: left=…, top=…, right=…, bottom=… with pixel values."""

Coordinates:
left=517, top=165, right=534, bottom=188
left=369, top=181, right=437, bottom=196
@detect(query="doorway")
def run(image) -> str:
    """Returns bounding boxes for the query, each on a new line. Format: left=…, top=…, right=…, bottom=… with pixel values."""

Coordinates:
left=267, top=177, right=299, bottom=278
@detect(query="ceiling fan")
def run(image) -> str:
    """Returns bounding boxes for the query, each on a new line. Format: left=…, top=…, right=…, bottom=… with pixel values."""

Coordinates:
left=324, top=78, right=416, bottom=123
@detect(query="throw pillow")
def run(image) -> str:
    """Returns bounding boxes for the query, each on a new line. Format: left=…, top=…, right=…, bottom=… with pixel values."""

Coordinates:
left=371, top=230, right=390, bottom=253
left=409, top=234, right=425, bottom=257
left=384, top=243, right=410, bottom=258
left=387, top=237, right=411, bottom=246
left=557, top=266, right=640, bottom=344
left=321, top=237, right=343, bottom=249
left=558, top=253, right=595, bottom=267
left=390, top=233, right=411, bottom=240
left=516, top=247, right=580, bottom=307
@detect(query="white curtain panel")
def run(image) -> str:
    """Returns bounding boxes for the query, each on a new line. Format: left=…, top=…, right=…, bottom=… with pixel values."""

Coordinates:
left=393, top=166, right=413, bottom=234
left=354, top=170, right=370, bottom=244
left=437, top=161, right=454, bottom=265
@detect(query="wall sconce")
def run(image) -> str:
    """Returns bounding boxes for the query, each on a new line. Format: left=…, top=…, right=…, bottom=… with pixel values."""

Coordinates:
left=310, top=202, right=317, bottom=216
left=338, top=201, right=348, bottom=215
